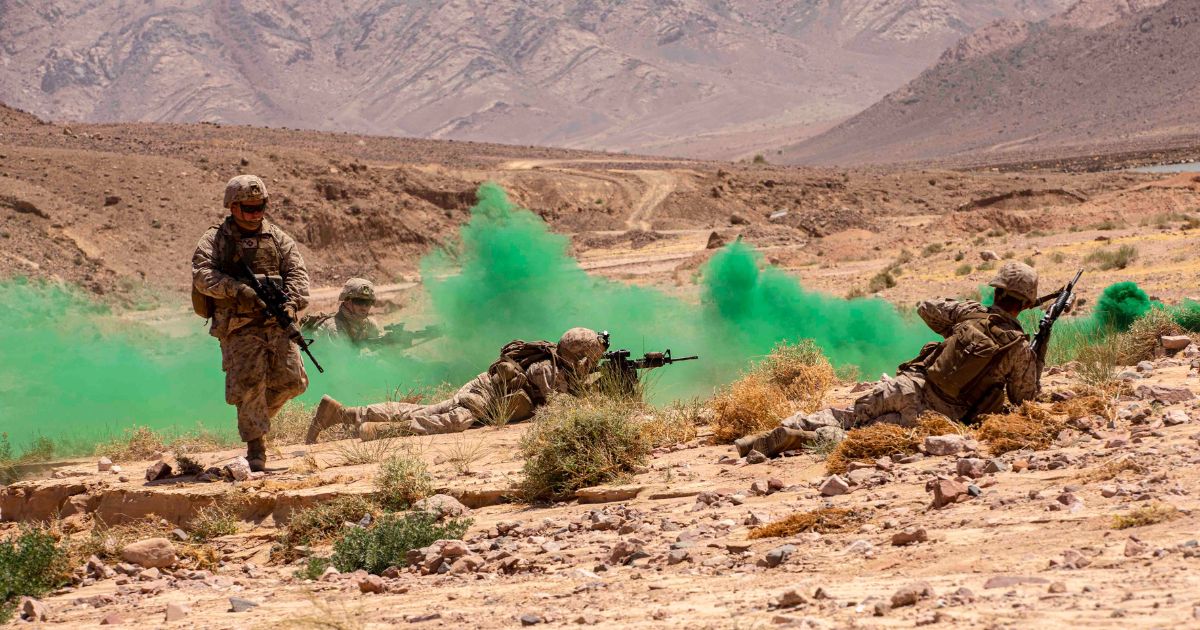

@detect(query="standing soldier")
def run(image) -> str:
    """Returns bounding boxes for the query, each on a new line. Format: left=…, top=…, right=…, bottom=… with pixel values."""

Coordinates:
left=192, top=175, right=311, bottom=471
left=737, top=262, right=1046, bottom=458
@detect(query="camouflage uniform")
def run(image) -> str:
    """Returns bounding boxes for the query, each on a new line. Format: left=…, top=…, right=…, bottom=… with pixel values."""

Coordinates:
left=736, top=262, right=1044, bottom=458
left=306, top=328, right=607, bottom=442
left=308, top=279, right=382, bottom=344
left=192, top=176, right=310, bottom=447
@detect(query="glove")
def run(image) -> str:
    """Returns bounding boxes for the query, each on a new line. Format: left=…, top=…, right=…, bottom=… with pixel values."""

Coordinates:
left=283, top=304, right=297, bottom=322
left=235, top=283, right=264, bottom=310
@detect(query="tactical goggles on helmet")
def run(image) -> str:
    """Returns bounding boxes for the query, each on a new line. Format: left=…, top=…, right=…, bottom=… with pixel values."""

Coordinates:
left=237, top=201, right=268, bottom=215
left=348, top=297, right=375, bottom=306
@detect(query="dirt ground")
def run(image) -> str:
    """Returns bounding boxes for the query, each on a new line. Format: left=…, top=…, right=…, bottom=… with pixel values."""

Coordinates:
left=4, top=353, right=1200, bottom=629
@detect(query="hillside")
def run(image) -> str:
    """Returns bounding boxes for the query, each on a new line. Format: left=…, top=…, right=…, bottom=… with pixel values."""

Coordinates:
left=782, top=0, right=1200, bottom=166
left=0, top=0, right=1069, bottom=159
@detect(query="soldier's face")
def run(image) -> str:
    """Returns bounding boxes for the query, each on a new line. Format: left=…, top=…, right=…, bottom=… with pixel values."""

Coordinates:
left=231, top=201, right=267, bottom=231
left=344, top=298, right=373, bottom=317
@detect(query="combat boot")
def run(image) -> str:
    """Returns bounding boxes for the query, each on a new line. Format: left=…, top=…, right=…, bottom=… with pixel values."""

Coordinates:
left=358, top=422, right=387, bottom=442
left=735, top=426, right=816, bottom=459
left=247, top=438, right=267, bottom=472
left=305, top=395, right=350, bottom=444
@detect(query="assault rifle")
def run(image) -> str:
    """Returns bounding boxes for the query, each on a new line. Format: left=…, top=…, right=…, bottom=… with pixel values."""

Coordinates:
left=599, top=348, right=699, bottom=396
left=373, top=323, right=444, bottom=349
left=1030, top=268, right=1083, bottom=357
left=236, top=259, right=325, bottom=373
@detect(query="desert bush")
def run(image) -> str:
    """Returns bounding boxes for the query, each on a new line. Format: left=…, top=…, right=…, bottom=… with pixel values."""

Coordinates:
left=976, top=402, right=1066, bottom=455
left=1111, top=504, right=1181, bottom=530
left=1050, top=252, right=1066, bottom=263
left=1074, top=337, right=1122, bottom=386
left=1023, top=256, right=1036, bottom=267
left=826, top=413, right=968, bottom=474
left=954, top=251, right=965, bottom=261
left=1175, top=300, right=1200, bottom=332
left=749, top=508, right=864, bottom=539
left=375, top=452, right=433, bottom=510
left=955, top=263, right=972, bottom=276
left=296, top=555, right=331, bottom=581
left=517, top=395, right=650, bottom=502
left=977, top=260, right=996, bottom=271
left=0, top=528, right=69, bottom=623
left=273, top=495, right=380, bottom=562
left=332, top=437, right=408, bottom=467
left=921, top=243, right=944, bottom=256
left=0, top=434, right=18, bottom=485
left=1080, top=455, right=1147, bottom=483
left=331, top=511, right=471, bottom=575
left=1085, top=244, right=1138, bottom=271
left=710, top=341, right=834, bottom=443
left=867, top=270, right=897, bottom=292
left=94, top=426, right=166, bottom=462
left=188, top=496, right=243, bottom=542
left=1118, top=307, right=1185, bottom=364
left=639, top=400, right=702, bottom=448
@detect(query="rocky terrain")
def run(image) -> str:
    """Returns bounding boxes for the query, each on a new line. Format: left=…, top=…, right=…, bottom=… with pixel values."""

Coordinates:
left=0, top=0, right=1071, bottom=160
left=4, top=338, right=1200, bottom=628
left=783, top=0, right=1200, bottom=165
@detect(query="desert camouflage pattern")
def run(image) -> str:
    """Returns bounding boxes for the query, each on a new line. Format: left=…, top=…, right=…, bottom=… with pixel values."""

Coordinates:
left=223, top=174, right=269, bottom=208
left=193, top=215, right=310, bottom=441
left=338, top=277, right=376, bottom=302
left=192, top=217, right=309, bottom=338
left=221, top=321, right=309, bottom=442
left=352, top=355, right=565, bottom=437
left=988, top=261, right=1039, bottom=305
left=314, top=308, right=381, bottom=343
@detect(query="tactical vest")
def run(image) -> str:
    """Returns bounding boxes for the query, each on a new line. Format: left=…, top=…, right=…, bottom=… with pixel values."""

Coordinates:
left=487, top=340, right=561, bottom=405
left=192, top=218, right=286, bottom=318
left=913, top=312, right=1027, bottom=413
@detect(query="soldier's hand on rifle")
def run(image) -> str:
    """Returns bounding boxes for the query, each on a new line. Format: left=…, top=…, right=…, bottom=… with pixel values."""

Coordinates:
left=235, top=283, right=264, bottom=309
left=283, top=304, right=297, bottom=321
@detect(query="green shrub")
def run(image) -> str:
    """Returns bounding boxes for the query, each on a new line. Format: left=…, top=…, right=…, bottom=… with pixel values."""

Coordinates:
left=921, top=243, right=943, bottom=256
left=953, top=251, right=965, bottom=262
left=955, top=263, right=972, bottom=276
left=977, top=260, right=996, bottom=272
left=867, top=270, right=897, bottom=293
left=1, top=528, right=69, bottom=623
left=518, top=395, right=651, bottom=501
left=1085, top=245, right=1138, bottom=271
left=375, top=453, right=433, bottom=510
left=1023, top=256, right=1036, bottom=267
left=331, top=511, right=471, bottom=575
left=188, top=500, right=240, bottom=542
left=296, top=555, right=331, bottom=580
left=272, top=495, right=379, bottom=562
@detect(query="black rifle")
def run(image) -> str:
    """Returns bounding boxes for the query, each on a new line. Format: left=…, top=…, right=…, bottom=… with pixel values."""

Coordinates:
left=599, top=348, right=698, bottom=396
left=372, top=323, right=444, bottom=349
left=1030, top=268, right=1083, bottom=357
left=236, top=259, right=325, bottom=373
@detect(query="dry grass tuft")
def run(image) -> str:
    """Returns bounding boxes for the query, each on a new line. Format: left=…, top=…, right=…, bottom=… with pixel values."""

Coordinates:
left=272, top=495, right=380, bottom=563
left=1119, top=308, right=1186, bottom=364
left=638, top=400, right=702, bottom=448
left=93, top=427, right=166, bottom=462
left=710, top=341, right=834, bottom=443
left=976, top=402, right=1066, bottom=455
left=1112, top=504, right=1182, bottom=530
left=375, top=449, right=433, bottom=510
left=67, top=516, right=222, bottom=570
left=748, top=508, right=865, bottom=539
left=825, top=412, right=969, bottom=474
left=1080, top=455, right=1147, bottom=483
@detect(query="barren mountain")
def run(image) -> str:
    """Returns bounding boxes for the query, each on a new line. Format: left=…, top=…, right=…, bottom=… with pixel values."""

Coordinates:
left=0, top=0, right=1069, bottom=159
left=782, top=0, right=1198, bottom=166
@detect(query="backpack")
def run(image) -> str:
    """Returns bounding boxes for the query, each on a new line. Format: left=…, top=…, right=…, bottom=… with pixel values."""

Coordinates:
left=923, top=313, right=1026, bottom=403
left=487, top=340, right=559, bottom=404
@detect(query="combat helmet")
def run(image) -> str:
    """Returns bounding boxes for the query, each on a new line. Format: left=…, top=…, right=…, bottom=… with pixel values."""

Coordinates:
left=989, top=261, right=1038, bottom=306
left=224, top=175, right=269, bottom=208
left=339, top=278, right=376, bottom=303
left=557, top=327, right=607, bottom=370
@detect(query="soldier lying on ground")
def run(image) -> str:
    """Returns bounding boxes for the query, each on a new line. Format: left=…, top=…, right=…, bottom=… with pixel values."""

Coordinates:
left=737, top=262, right=1048, bottom=458
left=304, top=327, right=608, bottom=442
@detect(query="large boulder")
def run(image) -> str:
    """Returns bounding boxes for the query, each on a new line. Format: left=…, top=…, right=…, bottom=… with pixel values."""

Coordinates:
left=120, top=538, right=176, bottom=569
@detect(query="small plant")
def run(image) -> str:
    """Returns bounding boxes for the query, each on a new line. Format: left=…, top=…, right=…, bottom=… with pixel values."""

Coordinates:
left=748, top=508, right=864, bottom=539
left=639, top=400, right=702, bottom=448
left=1, top=528, right=69, bottom=623
left=94, top=426, right=166, bottom=462
left=955, top=263, right=973, bottom=276
left=976, top=402, right=1066, bottom=455
left=331, top=511, right=471, bottom=575
left=921, top=243, right=944, bottom=256
left=867, top=270, right=896, bottom=293
left=0, top=434, right=18, bottom=485
left=332, top=437, right=403, bottom=467
left=1094, top=219, right=1119, bottom=231
left=1085, top=245, right=1138, bottom=271
left=953, top=251, right=965, bottom=262
left=517, top=395, right=650, bottom=502
left=1081, top=455, right=1147, bottom=483
left=273, top=495, right=380, bottom=563
left=826, top=413, right=967, bottom=473
left=1118, top=307, right=1185, bottom=364
left=1002, top=250, right=1014, bottom=259
left=895, top=249, right=914, bottom=265
left=188, top=498, right=241, bottom=541
left=296, top=555, right=331, bottom=580
left=480, top=379, right=522, bottom=428
left=985, top=228, right=1006, bottom=238
left=1112, top=504, right=1181, bottom=530
left=375, top=451, right=433, bottom=510
left=1023, top=256, right=1036, bottom=267
left=1074, top=337, right=1122, bottom=386
left=1050, top=252, right=1066, bottom=264
left=752, top=154, right=767, bottom=164
left=445, top=434, right=488, bottom=476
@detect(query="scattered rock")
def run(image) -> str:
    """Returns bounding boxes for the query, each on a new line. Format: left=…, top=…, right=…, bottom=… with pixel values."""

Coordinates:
left=104, top=195, right=121, bottom=206
left=120, top=538, right=176, bottom=569
left=1161, top=335, right=1192, bottom=352
left=980, top=250, right=999, bottom=261
left=891, top=528, right=928, bottom=546
left=763, top=544, right=796, bottom=568
left=1048, top=582, right=1067, bottom=594
left=1124, top=537, right=1148, bottom=557
left=983, top=458, right=1010, bottom=474
left=1164, top=410, right=1190, bottom=426
left=97, top=457, right=113, bottom=472
left=229, top=597, right=259, bottom=613
left=706, top=231, right=726, bottom=249
left=359, top=574, right=386, bottom=594
left=100, top=612, right=127, bottom=625
left=666, top=549, right=690, bottom=565
left=520, top=613, right=544, bottom=626
left=846, top=468, right=875, bottom=486
left=609, top=540, right=647, bottom=565
left=164, top=602, right=190, bottom=622
left=775, top=589, right=807, bottom=608
left=224, top=457, right=251, bottom=482
left=413, top=494, right=472, bottom=518
left=145, top=461, right=173, bottom=482
left=955, top=458, right=988, bottom=478
left=927, top=478, right=970, bottom=509
left=1135, top=384, right=1195, bottom=405
left=891, top=582, right=933, bottom=607
left=19, top=597, right=48, bottom=622
left=746, top=450, right=768, bottom=465
left=983, top=575, right=1048, bottom=589
left=819, top=475, right=850, bottom=496
left=729, top=212, right=750, bottom=225
left=1055, top=549, right=1091, bottom=570
left=924, top=435, right=966, bottom=456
